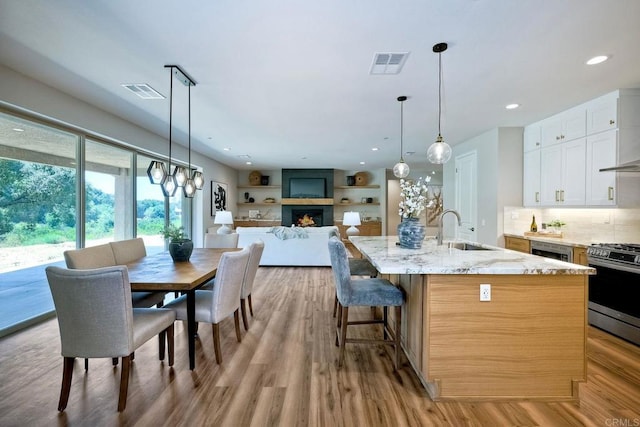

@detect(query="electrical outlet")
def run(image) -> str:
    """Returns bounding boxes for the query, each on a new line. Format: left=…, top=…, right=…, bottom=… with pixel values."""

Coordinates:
left=480, top=284, right=491, bottom=302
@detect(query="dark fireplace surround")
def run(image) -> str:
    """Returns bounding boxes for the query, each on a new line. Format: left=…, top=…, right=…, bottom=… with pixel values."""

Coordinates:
left=281, top=169, right=334, bottom=227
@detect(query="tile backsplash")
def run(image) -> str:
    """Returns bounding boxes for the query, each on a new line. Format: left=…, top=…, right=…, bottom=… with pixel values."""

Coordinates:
left=504, top=207, right=640, bottom=243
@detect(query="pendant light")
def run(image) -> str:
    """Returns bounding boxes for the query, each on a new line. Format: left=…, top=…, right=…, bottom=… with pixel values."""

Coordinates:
left=147, top=65, right=202, bottom=197
left=183, top=83, right=196, bottom=198
left=393, top=95, right=410, bottom=178
left=427, top=42, right=452, bottom=164
left=160, top=66, right=178, bottom=197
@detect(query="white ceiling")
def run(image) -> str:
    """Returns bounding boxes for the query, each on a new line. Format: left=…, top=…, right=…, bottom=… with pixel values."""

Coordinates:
left=1, top=0, right=640, bottom=171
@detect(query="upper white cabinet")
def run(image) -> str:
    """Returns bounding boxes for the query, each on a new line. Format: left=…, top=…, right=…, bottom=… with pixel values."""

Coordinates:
left=586, top=129, right=617, bottom=206
left=540, top=138, right=586, bottom=206
left=586, top=92, right=618, bottom=135
left=540, top=106, right=586, bottom=147
left=523, top=88, right=640, bottom=208
left=523, top=123, right=541, bottom=152
left=523, top=149, right=540, bottom=206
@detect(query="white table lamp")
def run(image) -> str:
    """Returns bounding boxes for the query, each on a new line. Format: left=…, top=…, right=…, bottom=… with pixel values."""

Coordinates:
left=343, top=211, right=361, bottom=236
left=214, top=211, right=234, bottom=234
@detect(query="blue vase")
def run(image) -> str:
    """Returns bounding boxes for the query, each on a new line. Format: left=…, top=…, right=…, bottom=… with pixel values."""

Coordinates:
left=397, top=217, right=426, bottom=249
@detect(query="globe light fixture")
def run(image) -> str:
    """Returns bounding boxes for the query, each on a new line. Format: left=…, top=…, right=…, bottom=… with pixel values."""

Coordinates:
left=427, top=42, right=452, bottom=165
left=393, top=95, right=410, bottom=178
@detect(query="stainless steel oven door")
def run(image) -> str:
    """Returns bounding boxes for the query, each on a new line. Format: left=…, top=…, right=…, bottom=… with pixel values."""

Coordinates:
left=588, top=258, right=640, bottom=345
left=530, top=241, right=573, bottom=263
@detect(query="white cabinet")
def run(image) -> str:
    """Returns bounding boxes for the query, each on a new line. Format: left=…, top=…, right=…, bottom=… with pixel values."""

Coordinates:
left=540, top=106, right=586, bottom=147
left=586, top=92, right=618, bottom=135
left=586, top=129, right=617, bottom=206
left=523, top=149, right=541, bottom=206
left=540, top=138, right=586, bottom=206
left=523, top=124, right=541, bottom=152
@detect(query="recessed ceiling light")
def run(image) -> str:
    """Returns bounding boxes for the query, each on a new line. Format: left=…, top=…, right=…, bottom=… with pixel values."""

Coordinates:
left=371, top=147, right=379, bottom=151
left=245, top=161, right=252, bottom=165
left=586, top=55, right=608, bottom=65
left=505, top=103, right=520, bottom=110
left=359, top=161, right=365, bottom=165
left=432, top=171, right=436, bottom=175
left=223, top=147, right=230, bottom=151
left=12, top=128, right=24, bottom=132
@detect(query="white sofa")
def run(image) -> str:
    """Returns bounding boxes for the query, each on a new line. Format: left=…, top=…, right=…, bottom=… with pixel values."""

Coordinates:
left=235, top=226, right=340, bottom=266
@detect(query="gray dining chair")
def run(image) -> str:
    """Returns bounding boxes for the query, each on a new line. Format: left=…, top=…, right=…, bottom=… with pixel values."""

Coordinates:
left=328, top=236, right=404, bottom=370
left=165, top=246, right=251, bottom=364
left=240, top=240, right=264, bottom=330
left=45, top=266, right=175, bottom=412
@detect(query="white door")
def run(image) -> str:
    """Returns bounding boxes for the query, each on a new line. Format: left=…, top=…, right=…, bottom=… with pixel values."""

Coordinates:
left=455, top=151, right=477, bottom=242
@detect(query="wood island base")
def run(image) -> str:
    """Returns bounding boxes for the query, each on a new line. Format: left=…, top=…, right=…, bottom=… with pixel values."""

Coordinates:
left=384, top=273, right=587, bottom=401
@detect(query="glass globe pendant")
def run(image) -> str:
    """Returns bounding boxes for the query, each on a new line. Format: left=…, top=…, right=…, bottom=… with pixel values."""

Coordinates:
left=427, top=42, right=452, bottom=165
left=393, top=95, right=410, bottom=178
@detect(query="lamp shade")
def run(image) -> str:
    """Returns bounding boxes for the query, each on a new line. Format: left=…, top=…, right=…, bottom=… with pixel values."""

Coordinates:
left=214, top=211, right=234, bottom=234
left=343, top=211, right=361, bottom=236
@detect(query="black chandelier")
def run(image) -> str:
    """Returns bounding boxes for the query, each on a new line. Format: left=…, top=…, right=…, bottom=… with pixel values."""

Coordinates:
left=147, top=65, right=203, bottom=197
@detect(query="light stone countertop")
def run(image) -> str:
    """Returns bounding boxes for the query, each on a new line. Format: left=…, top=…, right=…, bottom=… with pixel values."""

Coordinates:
left=349, top=236, right=595, bottom=275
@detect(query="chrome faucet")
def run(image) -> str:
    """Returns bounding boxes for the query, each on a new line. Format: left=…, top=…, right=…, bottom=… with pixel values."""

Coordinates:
left=437, top=209, right=462, bottom=245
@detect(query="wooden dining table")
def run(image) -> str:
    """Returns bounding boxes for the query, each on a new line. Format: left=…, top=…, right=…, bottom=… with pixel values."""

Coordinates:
left=126, top=248, right=239, bottom=370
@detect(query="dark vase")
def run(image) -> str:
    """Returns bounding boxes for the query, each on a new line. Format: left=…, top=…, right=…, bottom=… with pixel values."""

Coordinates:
left=346, top=175, right=355, bottom=186
left=261, top=176, right=270, bottom=185
left=397, top=217, right=426, bottom=249
left=169, top=239, right=193, bottom=262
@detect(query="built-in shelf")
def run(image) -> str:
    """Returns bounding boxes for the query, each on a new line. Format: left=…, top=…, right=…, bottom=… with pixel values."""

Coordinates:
left=336, top=202, right=380, bottom=206
left=281, top=198, right=334, bottom=205
left=238, top=185, right=281, bottom=189
left=334, top=185, right=380, bottom=189
left=237, top=202, right=281, bottom=206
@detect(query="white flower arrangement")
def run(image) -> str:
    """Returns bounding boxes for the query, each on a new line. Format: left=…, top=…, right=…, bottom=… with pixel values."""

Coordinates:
left=399, top=176, right=433, bottom=219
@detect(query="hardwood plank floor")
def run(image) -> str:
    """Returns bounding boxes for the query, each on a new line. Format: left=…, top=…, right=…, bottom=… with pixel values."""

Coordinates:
left=0, top=266, right=639, bottom=426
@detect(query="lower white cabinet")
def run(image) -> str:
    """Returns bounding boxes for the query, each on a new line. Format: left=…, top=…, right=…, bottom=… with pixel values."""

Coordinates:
left=586, top=129, right=617, bottom=206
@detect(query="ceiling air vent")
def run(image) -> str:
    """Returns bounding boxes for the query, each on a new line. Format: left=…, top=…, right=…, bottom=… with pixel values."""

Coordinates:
left=121, top=83, right=165, bottom=99
left=370, top=52, right=410, bottom=75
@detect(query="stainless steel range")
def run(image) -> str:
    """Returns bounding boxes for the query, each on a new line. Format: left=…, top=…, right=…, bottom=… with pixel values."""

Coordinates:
left=587, top=243, right=640, bottom=345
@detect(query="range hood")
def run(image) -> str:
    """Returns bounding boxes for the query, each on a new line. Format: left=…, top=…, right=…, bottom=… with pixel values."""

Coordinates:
left=600, top=159, right=640, bottom=172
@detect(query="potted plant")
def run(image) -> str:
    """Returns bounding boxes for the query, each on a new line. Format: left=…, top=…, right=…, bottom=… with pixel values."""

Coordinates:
left=397, top=176, right=433, bottom=249
left=162, top=224, right=193, bottom=262
left=547, top=219, right=566, bottom=234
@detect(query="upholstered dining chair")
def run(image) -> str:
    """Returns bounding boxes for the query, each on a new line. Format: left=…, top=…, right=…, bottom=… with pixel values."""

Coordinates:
left=328, top=236, right=404, bottom=370
left=64, top=241, right=165, bottom=309
left=204, top=233, right=239, bottom=249
left=165, top=246, right=251, bottom=364
left=240, top=240, right=264, bottom=330
left=45, top=266, right=175, bottom=412
left=64, top=240, right=167, bottom=368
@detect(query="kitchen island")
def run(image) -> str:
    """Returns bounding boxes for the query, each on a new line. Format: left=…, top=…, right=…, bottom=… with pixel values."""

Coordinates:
left=349, top=236, right=595, bottom=401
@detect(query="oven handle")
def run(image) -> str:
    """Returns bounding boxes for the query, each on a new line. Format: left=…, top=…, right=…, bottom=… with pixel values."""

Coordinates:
left=588, top=258, right=640, bottom=274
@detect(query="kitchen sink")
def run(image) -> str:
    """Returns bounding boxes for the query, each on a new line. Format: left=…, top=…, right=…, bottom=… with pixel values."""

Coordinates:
left=447, top=242, right=494, bottom=251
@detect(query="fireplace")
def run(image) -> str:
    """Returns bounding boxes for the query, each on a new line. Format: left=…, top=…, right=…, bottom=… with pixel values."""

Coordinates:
left=292, top=209, right=323, bottom=227
left=282, top=205, right=333, bottom=226
left=281, top=168, right=334, bottom=226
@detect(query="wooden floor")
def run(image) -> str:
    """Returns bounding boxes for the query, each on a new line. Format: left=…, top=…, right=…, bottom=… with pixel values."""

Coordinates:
left=1, top=266, right=639, bottom=426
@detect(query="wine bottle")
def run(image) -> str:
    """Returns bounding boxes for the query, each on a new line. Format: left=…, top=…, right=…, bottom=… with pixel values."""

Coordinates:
left=530, top=215, right=538, bottom=232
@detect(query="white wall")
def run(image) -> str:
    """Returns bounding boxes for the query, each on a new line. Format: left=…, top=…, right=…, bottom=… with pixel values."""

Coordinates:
left=0, top=65, right=237, bottom=246
left=443, top=127, right=523, bottom=245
